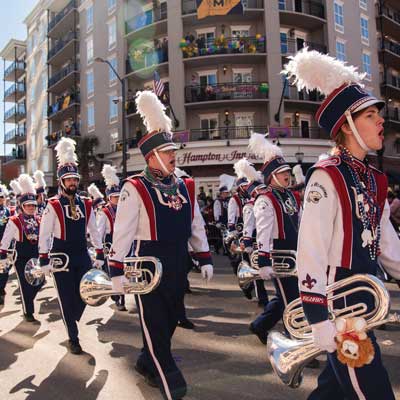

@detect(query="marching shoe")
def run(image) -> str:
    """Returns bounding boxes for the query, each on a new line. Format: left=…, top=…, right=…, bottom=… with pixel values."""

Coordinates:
left=24, top=313, right=37, bottom=323
left=242, top=287, right=253, bottom=300
left=177, top=318, right=195, bottom=330
left=68, top=340, right=83, bottom=355
left=249, top=323, right=268, bottom=345
left=0, top=294, right=4, bottom=305
left=134, top=363, right=158, bottom=388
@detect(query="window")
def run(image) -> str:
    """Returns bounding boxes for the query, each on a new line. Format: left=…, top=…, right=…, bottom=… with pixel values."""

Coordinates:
left=360, top=16, right=369, bottom=44
left=109, top=94, right=118, bottom=122
left=200, top=114, right=219, bottom=139
left=234, top=112, right=254, bottom=138
left=280, top=32, right=288, bottom=54
left=86, top=37, right=93, bottom=64
left=362, top=52, right=371, bottom=79
left=87, top=103, right=95, bottom=130
left=359, top=0, right=367, bottom=10
left=196, top=28, right=216, bottom=47
left=108, top=18, right=117, bottom=50
left=231, top=25, right=250, bottom=38
left=278, top=0, right=285, bottom=10
left=334, top=2, right=344, bottom=33
left=87, top=70, right=94, bottom=97
left=233, top=68, right=253, bottom=83
left=198, top=71, right=217, bottom=86
left=86, top=5, right=93, bottom=32
left=108, top=56, right=117, bottom=84
left=108, top=0, right=116, bottom=13
left=336, top=40, right=346, bottom=61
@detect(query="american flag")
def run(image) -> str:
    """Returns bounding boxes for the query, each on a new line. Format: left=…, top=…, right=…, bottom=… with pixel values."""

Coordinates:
left=153, top=71, right=165, bottom=97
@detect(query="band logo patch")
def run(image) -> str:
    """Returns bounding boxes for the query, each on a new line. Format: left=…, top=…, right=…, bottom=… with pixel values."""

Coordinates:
left=302, top=274, right=317, bottom=289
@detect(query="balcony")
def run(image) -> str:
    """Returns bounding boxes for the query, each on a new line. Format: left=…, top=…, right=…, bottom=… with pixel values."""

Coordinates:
left=48, top=31, right=79, bottom=66
left=4, top=146, right=26, bottom=165
left=4, top=61, right=25, bottom=82
left=182, top=0, right=264, bottom=15
left=185, top=82, right=269, bottom=106
left=284, top=85, right=324, bottom=111
left=4, top=82, right=25, bottom=102
left=376, top=4, right=400, bottom=38
left=379, top=39, right=400, bottom=69
left=47, top=126, right=80, bottom=147
left=182, top=36, right=266, bottom=67
left=48, top=63, right=79, bottom=93
left=279, top=0, right=325, bottom=30
left=4, top=126, right=26, bottom=145
left=281, top=38, right=327, bottom=57
left=380, top=72, right=400, bottom=99
left=286, top=126, right=329, bottom=140
left=183, top=126, right=268, bottom=141
left=126, top=44, right=169, bottom=76
left=48, top=92, right=80, bottom=122
left=386, top=106, right=400, bottom=129
left=48, top=0, right=78, bottom=38
left=125, top=3, right=167, bottom=37
left=4, top=104, right=26, bottom=123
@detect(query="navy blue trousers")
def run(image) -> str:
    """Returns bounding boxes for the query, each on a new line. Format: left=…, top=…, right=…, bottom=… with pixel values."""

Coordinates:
left=15, top=258, right=43, bottom=315
left=252, top=276, right=298, bottom=335
left=309, top=332, right=394, bottom=399
left=0, top=271, right=9, bottom=295
left=52, top=252, right=91, bottom=342
left=135, top=241, right=187, bottom=400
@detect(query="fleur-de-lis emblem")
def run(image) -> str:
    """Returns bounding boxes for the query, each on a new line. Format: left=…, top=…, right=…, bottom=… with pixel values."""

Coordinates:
left=302, top=274, right=317, bottom=290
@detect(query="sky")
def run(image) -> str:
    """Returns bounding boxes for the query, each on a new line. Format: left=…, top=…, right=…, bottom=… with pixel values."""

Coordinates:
left=0, top=0, right=39, bottom=155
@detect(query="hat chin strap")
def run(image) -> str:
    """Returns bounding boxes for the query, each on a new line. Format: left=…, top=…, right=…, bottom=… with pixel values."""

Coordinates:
left=344, top=110, right=370, bottom=153
left=154, top=150, right=170, bottom=177
left=271, top=173, right=287, bottom=189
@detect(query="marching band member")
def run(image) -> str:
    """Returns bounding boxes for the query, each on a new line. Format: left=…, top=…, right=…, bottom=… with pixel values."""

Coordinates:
left=0, top=175, right=43, bottom=322
left=97, top=164, right=126, bottom=312
left=213, top=174, right=232, bottom=228
left=247, top=134, right=301, bottom=345
left=291, top=164, right=306, bottom=199
left=33, top=170, right=47, bottom=215
left=38, top=138, right=104, bottom=355
left=284, top=48, right=400, bottom=399
left=235, top=159, right=269, bottom=305
left=9, top=179, right=22, bottom=215
left=0, top=184, right=11, bottom=305
left=108, top=91, right=213, bottom=400
left=88, top=183, right=105, bottom=213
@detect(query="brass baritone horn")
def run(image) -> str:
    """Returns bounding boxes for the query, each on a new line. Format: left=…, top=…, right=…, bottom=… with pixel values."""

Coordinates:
left=80, top=256, right=163, bottom=307
left=0, top=246, right=17, bottom=274
left=237, top=250, right=297, bottom=289
left=24, top=253, right=70, bottom=286
left=267, top=274, right=400, bottom=388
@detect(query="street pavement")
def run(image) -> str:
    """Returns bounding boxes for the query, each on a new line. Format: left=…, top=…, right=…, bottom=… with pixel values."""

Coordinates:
left=0, top=254, right=399, bottom=399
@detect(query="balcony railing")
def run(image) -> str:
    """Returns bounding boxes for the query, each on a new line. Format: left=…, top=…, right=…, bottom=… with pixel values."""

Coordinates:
left=281, top=38, right=327, bottom=55
left=284, top=85, right=324, bottom=102
left=48, top=31, right=78, bottom=61
left=387, top=106, right=400, bottom=121
left=4, top=82, right=25, bottom=99
left=5, top=126, right=26, bottom=143
left=181, top=36, right=266, bottom=59
left=125, top=3, right=167, bottom=34
left=47, top=127, right=80, bottom=147
left=185, top=82, right=269, bottom=103
left=288, top=126, right=329, bottom=139
left=185, top=126, right=268, bottom=141
left=279, top=0, right=325, bottom=19
left=380, top=38, right=400, bottom=57
left=377, top=4, right=400, bottom=26
left=48, top=0, right=77, bottom=33
left=4, top=61, right=25, bottom=78
left=182, top=0, right=264, bottom=15
left=48, top=92, right=80, bottom=117
left=381, top=72, right=400, bottom=89
left=48, top=63, right=79, bottom=88
left=126, top=45, right=168, bottom=74
left=4, top=147, right=26, bottom=163
left=4, top=104, right=26, bottom=121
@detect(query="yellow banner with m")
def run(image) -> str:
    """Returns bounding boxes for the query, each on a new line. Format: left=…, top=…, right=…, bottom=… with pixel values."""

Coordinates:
left=196, top=0, right=243, bottom=20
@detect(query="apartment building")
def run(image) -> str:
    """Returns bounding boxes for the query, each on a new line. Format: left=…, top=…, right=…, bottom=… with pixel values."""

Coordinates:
left=0, top=39, right=27, bottom=181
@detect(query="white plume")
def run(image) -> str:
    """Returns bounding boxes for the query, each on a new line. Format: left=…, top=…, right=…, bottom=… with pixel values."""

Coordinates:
left=292, top=164, right=305, bottom=185
left=18, top=174, right=36, bottom=195
left=33, top=170, right=46, bottom=189
left=318, top=153, right=330, bottom=161
left=55, top=137, right=78, bottom=166
left=10, top=179, right=22, bottom=195
left=101, top=164, right=120, bottom=189
left=88, top=183, right=104, bottom=201
left=248, top=133, right=283, bottom=163
left=174, top=167, right=190, bottom=178
left=0, top=184, right=9, bottom=197
left=282, top=48, right=365, bottom=96
left=234, top=158, right=262, bottom=182
left=219, top=174, right=235, bottom=191
left=135, top=90, right=172, bottom=134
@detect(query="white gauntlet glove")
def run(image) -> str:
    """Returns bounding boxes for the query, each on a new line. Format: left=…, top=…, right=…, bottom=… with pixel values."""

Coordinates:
left=111, top=275, right=129, bottom=294
left=311, top=319, right=337, bottom=353
left=201, top=264, right=213, bottom=282
left=41, top=264, right=53, bottom=276
left=259, top=266, right=273, bottom=280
